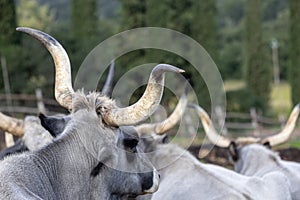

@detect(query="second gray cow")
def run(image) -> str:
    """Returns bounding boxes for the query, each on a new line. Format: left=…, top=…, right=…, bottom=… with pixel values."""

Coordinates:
left=135, top=91, right=292, bottom=200
left=192, top=103, right=300, bottom=199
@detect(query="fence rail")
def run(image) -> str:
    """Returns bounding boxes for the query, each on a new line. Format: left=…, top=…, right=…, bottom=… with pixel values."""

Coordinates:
left=0, top=91, right=295, bottom=136
left=0, top=90, right=66, bottom=116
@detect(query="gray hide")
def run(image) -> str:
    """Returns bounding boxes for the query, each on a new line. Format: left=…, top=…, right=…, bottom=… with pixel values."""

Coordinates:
left=22, top=116, right=53, bottom=151
left=0, top=93, right=159, bottom=200
left=135, top=135, right=292, bottom=200
left=0, top=116, right=53, bottom=160
left=233, top=144, right=300, bottom=199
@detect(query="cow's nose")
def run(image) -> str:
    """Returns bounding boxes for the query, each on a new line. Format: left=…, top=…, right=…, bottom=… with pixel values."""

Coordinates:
left=141, top=170, right=160, bottom=194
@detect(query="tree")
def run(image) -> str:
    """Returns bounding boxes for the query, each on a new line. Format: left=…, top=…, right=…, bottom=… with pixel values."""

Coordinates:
left=146, top=0, right=219, bottom=110
left=192, top=0, right=218, bottom=62
left=0, top=0, right=19, bottom=51
left=0, top=0, right=21, bottom=94
left=289, top=0, right=300, bottom=105
left=244, top=0, right=271, bottom=111
left=16, top=0, right=55, bottom=32
left=71, top=0, right=98, bottom=39
left=191, top=0, right=218, bottom=109
left=70, top=0, right=99, bottom=73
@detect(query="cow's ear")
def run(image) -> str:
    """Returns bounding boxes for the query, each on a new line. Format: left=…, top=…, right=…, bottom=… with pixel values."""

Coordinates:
left=228, top=141, right=239, bottom=162
left=39, top=113, right=70, bottom=137
left=262, top=141, right=271, bottom=149
left=161, top=135, right=169, bottom=144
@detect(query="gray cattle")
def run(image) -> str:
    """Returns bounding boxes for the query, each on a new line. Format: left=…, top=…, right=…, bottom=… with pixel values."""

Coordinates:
left=137, top=139, right=292, bottom=200
left=0, top=27, right=184, bottom=199
left=191, top=103, right=300, bottom=199
left=134, top=92, right=292, bottom=200
left=0, top=115, right=53, bottom=159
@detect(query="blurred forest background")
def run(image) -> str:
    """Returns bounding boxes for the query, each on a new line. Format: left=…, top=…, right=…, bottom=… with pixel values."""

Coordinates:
left=1, top=0, right=300, bottom=117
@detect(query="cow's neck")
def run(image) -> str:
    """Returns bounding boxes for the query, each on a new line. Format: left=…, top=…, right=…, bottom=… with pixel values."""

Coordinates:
left=34, top=132, right=98, bottom=198
left=152, top=144, right=252, bottom=196
left=236, top=147, right=283, bottom=176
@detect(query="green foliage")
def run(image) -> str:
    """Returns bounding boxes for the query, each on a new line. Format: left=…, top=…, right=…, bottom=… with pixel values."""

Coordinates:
left=16, top=0, right=55, bottom=32
left=192, top=0, right=217, bottom=61
left=0, top=0, right=19, bottom=50
left=0, top=0, right=294, bottom=115
left=145, top=0, right=217, bottom=110
left=70, top=0, right=108, bottom=73
left=0, top=0, right=20, bottom=94
left=263, top=8, right=289, bottom=80
left=71, top=0, right=98, bottom=38
left=121, top=0, right=146, bottom=28
left=289, top=0, right=300, bottom=105
left=244, top=0, right=271, bottom=111
left=117, top=0, right=147, bottom=77
left=226, top=88, right=264, bottom=112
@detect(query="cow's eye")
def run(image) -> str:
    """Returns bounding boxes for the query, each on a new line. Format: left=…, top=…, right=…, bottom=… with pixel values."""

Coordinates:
left=123, top=138, right=139, bottom=152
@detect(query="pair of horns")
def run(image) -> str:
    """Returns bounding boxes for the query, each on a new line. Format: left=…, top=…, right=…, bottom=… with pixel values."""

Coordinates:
left=0, top=62, right=115, bottom=137
left=190, top=104, right=300, bottom=147
left=136, top=86, right=188, bottom=135
left=16, top=27, right=184, bottom=126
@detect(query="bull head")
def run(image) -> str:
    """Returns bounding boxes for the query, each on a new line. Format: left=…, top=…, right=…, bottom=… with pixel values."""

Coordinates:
left=16, top=27, right=184, bottom=127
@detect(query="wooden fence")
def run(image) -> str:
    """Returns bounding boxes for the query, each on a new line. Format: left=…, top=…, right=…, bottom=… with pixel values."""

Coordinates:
left=0, top=89, right=67, bottom=116
left=181, top=105, right=294, bottom=141
left=0, top=91, right=297, bottom=148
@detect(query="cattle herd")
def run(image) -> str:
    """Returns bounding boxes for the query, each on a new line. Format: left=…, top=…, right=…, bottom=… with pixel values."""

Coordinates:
left=0, top=27, right=299, bottom=199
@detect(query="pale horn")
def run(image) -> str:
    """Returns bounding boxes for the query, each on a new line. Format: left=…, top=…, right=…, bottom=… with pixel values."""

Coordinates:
left=262, top=103, right=300, bottom=146
left=136, top=84, right=188, bottom=134
left=103, top=64, right=184, bottom=126
left=0, top=112, right=24, bottom=137
left=101, top=60, right=115, bottom=97
left=189, top=104, right=231, bottom=148
left=17, top=27, right=74, bottom=110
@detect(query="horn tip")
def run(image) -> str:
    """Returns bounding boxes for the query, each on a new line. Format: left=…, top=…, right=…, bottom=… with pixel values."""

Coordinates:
left=16, top=27, right=28, bottom=32
left=179, top=69, right=185, bottom=73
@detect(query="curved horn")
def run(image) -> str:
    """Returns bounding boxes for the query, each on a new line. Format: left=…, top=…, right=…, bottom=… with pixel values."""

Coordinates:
left=0, top=112, right=24, bottom=137
left=262, top=103, right=300, bottom=146
left=101, top=60, right=115, bottom=97
left=136, top=85, right=188, bottom=134
left=189, top=104, right=231, bottom=148
left=16, top=27, right=74, bottom=110
left=103, top=64, right=184, bottom=126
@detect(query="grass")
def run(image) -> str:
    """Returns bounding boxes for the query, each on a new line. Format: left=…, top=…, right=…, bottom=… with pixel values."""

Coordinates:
left=288, top=140, right=300, bottom=148
left=224, top=80, right=246, bottom=91
left=270, top=82, right=292, bottom=115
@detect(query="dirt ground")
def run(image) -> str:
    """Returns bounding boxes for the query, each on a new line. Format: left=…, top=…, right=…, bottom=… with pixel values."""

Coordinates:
left=188, top=145, right=300, bottom=168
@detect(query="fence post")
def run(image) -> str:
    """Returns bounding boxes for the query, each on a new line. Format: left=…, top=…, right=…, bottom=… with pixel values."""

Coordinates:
left=35, top=88, right=47, bottom=114
left=278, top=114, right=286, bottom=128
left=1, top=56, right=15, bottom=147
left=250, top=107, right=260, bottom=137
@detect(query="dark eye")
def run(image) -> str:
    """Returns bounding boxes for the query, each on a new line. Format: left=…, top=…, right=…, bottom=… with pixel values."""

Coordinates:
left=123, top=138, right=139, bottom=152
